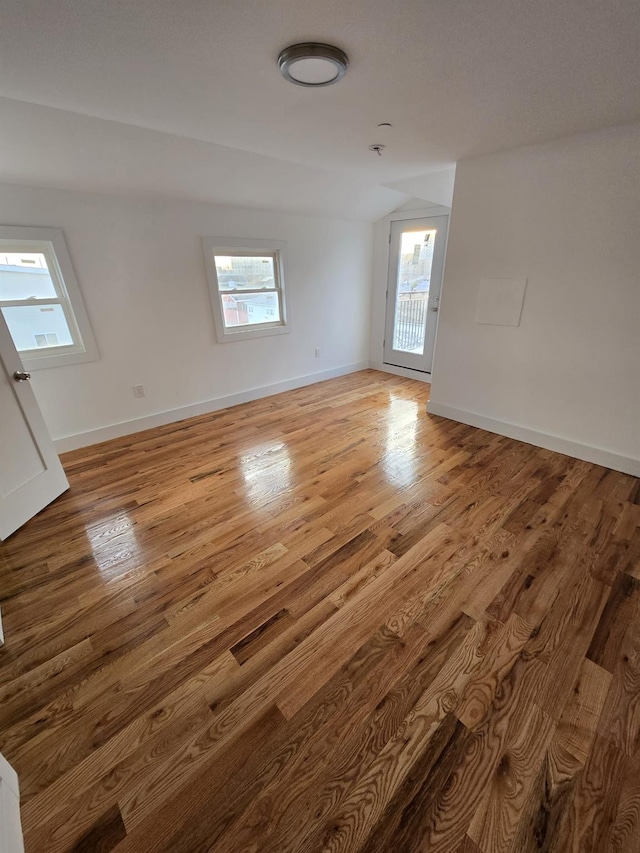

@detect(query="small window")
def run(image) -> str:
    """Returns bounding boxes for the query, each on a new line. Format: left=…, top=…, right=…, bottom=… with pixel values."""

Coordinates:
left=0, top=226, right=98, bottom=369
left=202, top=238, right=290, bottom=342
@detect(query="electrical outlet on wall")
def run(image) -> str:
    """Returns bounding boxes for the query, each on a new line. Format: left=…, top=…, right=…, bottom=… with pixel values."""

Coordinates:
left=132, top=385, right=146, bottom=398
left=314, top=348, right=321, bottom=358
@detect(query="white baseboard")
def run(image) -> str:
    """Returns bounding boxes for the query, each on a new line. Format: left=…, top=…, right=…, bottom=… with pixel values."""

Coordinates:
left=369, top=360, right=432, bottom=383
left=426, top=401, right=640, bottom=477
left=54, top=362, right=370, bottom=453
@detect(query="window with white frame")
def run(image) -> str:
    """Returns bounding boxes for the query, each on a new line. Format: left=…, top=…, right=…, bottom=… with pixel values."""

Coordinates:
left=0, top=226, right=98, bottom=369
left=202, top=238, right=290, bottom=342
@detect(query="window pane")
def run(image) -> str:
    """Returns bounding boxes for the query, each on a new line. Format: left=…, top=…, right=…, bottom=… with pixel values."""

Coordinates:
left=1, top=304, right=74, bottom=351
left=221, top=292, right=280, bottom=328
left=0, top=252, right=57, bottom=299
left=214, top=255, right=276, bottom=291
left=392, top=229, right=436, bottom=354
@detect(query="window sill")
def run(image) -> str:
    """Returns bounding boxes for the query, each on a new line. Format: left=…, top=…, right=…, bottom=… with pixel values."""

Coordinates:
left=20, top=346, right=99, bottom=370
left=215, top=324, right=291, bottom=344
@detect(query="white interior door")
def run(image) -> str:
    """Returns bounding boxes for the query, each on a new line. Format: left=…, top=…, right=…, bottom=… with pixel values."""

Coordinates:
left=0, top=310, right=69, bottom=541
left=383, top=215, right=448, bottom=373
left=0, top=752, right=24, bottom=853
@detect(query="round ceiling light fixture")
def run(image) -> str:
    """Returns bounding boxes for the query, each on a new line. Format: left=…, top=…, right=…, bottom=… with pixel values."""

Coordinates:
left=278, top=43, right=348, bottom=87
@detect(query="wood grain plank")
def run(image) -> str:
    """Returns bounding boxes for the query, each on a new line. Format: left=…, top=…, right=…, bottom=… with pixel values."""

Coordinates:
left=69, top=805, right=126, bottom=853
left=467, top=702, right=556, bottom=853
left=550, top=733, right=627, bottom=853
left=608, top=747, right=640, bottom=853
left=509, top=735, right=584, bottom=853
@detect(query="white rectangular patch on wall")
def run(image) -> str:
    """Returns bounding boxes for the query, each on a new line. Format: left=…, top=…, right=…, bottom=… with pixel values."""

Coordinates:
left=476, top=277, right=527, bottom=326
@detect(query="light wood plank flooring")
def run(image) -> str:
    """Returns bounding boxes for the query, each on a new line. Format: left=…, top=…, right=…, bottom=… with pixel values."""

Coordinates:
left=1, top=369, right=639, bottom=852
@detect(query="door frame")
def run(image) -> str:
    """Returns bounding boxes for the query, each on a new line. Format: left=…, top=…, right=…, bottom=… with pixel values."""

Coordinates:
left=383, top=212, right=450, bottom=375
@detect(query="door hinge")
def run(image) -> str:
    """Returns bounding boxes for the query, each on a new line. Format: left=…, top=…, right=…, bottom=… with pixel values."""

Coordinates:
left=383, top=338, right=386, bottom=348
left=385, top=289, right=388, bottom=300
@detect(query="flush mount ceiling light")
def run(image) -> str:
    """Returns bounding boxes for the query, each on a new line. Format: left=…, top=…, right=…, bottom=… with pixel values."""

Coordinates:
left=278, top=43, right=348, bottom=87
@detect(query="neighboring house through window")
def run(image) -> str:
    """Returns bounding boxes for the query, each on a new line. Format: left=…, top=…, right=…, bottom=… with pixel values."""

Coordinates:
left=0, top=226, right=98, bottom=369
left=202, top=238, right=290, bottom=343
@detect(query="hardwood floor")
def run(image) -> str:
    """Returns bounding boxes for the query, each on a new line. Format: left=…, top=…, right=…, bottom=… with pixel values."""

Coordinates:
left=1, top=369, right=639, bottom=853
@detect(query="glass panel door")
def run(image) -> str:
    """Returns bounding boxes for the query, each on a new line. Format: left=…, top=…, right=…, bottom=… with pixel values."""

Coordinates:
left=383, top=215, right=448, bottom=373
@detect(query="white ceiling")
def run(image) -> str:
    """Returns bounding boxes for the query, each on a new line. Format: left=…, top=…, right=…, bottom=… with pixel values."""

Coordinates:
left=1, top=0, right=639, bottom=220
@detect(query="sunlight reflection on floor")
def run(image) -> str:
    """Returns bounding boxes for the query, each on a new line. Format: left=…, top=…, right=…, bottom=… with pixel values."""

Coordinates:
left=239, top=441, right=293, bottom=506
left=382, top=395, right=421, bottom=488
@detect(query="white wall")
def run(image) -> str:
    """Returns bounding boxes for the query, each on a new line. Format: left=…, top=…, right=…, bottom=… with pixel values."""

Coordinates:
left=384, top=168, right=456, bottom=209
left=429, top=123, right=640, bottom=475
left=0, top=97, right=406, bottom=222
left=0, top=184, right=373, bottom=447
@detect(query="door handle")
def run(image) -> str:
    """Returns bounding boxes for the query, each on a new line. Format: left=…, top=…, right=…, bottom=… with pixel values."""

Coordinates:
left=13, top=371, right=31, bottom=382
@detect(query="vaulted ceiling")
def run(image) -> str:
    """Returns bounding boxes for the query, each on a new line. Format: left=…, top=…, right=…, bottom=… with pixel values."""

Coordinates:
left=1, top=0, right=639, bottom=220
